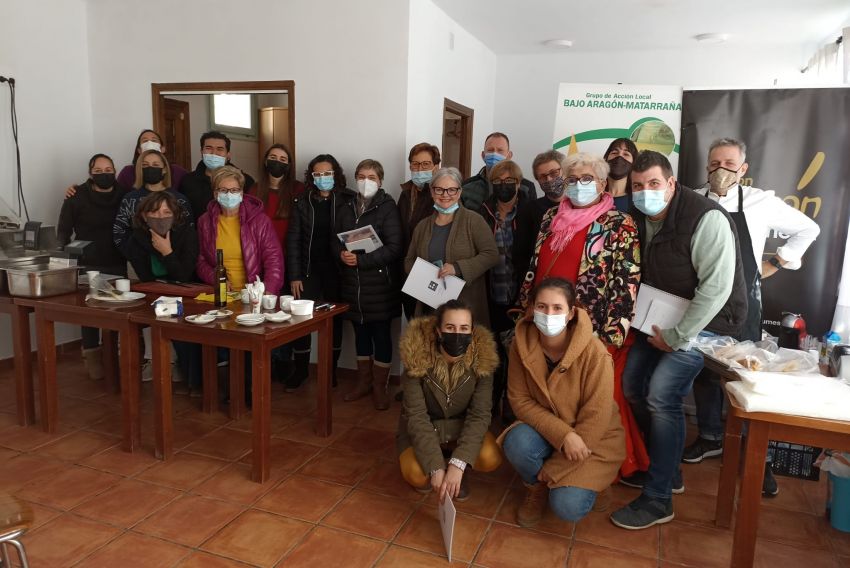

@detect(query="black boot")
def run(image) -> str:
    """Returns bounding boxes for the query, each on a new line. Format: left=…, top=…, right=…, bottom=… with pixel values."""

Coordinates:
left=286, top=352, right=310, bottom=392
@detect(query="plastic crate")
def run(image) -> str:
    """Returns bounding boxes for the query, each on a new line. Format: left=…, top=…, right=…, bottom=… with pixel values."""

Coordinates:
left=767, top=440, right=821, bottom=481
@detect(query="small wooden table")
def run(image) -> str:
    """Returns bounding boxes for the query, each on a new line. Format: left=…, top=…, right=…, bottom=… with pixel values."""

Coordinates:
left=130, top=300, right=347, bottom=483
left=715, top=391, right=850, bottom=567
left=0, top=296, right=34, bottom=426
left=14, top=291, right=148, bottom=451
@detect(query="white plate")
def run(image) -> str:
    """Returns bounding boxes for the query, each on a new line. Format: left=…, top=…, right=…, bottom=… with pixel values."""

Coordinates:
left=88, top=291, right=146, bottom=303
left=205, top=309, right=234, bottom=318
left=235, top=314, right=265, bottom=327
left=265, top=311, right=292, bottom=323
left=186, top=314, right=215, bottom=325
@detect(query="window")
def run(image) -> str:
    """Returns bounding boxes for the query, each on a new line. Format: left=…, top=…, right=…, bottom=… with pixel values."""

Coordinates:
left=209, top=94, right=257, bottom=139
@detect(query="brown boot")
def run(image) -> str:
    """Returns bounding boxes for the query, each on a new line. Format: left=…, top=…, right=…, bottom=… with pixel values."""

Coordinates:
left=371, top=362, right=391, bottom=410
left=592, top=487, right=612, bottom=512
left=517, top=482, right=548, bottom=527
left=82, top=347, right=104, bottom=380
left=344, top=358, right=372, bottom=402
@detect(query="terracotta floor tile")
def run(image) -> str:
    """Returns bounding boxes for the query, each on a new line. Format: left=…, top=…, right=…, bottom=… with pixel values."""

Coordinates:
left=832, top=524, right=850, bottom=556
left=22, top=500, right=63, bottom=530
left=135, top=494, right=244, bottom=547
left=754, top=538, right=842, bottom=568
left=319, top=394, right=373, bottom=422
left=80, top=532, right=191, bottom=567
left=280, top=526, right=386, bottom=567
left=255, top=475, right=349, bottom=522
left=395, top=506, right=489, bottom=562
left=839, top=556, right=850, bottom=568
left=357, top=461, right=427, bottom=502
left=137, top=452, right=229, bottom=490
left=177, top=551, right=256, bottom=567
left=270, top=392, right=317, bottom=417
left=376, top=545, right=470, bottom=567
left=567, top=541, right=657, bottom=568
left=495, top=488, right=575, bottom=537
left=670, top=490, right=717, bottom=527
left=467, top=457, right=516, bottom=486
left=80, top=445, right=160, bottom=477
left=273, top=416, right=354, bottom=447
left=756, top=505, right=830, bottom=548
left=475, top=522, right=570, bottom=568
left=57, top=398, right=113, bottom=428
left=242, top=438, right=323, bottom=478
left=16, top=465, right=120, bottom=510
left=182, top=427, right=252, bottom=461
left=0, top=423, right=75, bottom=451
left=84, top=411, right=124, bottom=437
left=424, top=479, right=507, bottom=519
left=0, top=446, right=18, bottom=461
left=322, top=489, right=415, bottom=540
left=0, top=454, right=65, bottom=493
left=329, top=427, right=397, bottom=459
left=762, top=476, right=819, bottom=514
left=175, top=405, right=234, bottom=426
left=575, top=507, right=659, bottom=558
left=172, top=417, right=224, bottom=450
left=193, top=462, right=275, bottom=505
left=299, top=448, right=379, bottom=486
left=357, top=405, right=403, bottom=432
left=680, top=461, right=720, bottom=496
left=660, top=522, right=733, bottom=568
left=34, top=429, right=119, bottom=462
left=72, top=478, right=179, bottom=527
left=202, top=509, right=311, bottom=567
left=23, top=514, right=122, bottom=567
left=804, top=475, right=829, bottom=515
left=228, top=410, right=300, bottom=434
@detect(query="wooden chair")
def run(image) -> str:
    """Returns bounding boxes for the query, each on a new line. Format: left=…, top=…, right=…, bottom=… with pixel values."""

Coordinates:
left=0, top=495, right=32, bottom=568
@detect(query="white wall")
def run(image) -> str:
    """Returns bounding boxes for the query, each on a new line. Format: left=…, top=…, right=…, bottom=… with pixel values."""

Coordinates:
left=405, top=0, right=498, bottom=180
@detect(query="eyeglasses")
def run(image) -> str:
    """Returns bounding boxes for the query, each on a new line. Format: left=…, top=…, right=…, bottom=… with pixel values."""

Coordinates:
left=217, top=187, right=242, bottom=194
left=432, top=186, right=460, bottom=196
left=410, top=161, right=433, bottom=170
left=312, top=171, right=334, bottom=178
left=566, top=175, right=596, bottom=185
left=537, top=167, right=562, bottom=182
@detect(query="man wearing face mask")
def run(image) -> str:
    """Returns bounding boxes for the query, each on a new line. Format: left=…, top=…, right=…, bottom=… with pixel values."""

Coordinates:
left=681, top=138, right=820, bottom=493
left=610, top=151, right=747, bottom=531
left=179, top=131, right=256, bottom=223
left=461, top=132, right=537, bottom=212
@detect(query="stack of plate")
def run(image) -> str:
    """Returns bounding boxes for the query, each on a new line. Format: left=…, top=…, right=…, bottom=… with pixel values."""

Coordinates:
left=235, top=313, right=265, bottom=327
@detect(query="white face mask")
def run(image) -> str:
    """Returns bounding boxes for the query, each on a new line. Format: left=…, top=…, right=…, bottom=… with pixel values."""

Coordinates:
left=356, top=178, right=379, bottom=199
left=140, top=140, right=162, bottom=153
left=533, top=311, right=567, bottom=337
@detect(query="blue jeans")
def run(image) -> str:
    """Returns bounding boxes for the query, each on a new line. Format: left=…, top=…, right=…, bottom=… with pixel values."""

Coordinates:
left=622, top=334, right=705, bottom=499
left=692, top=367, right=724, bottom=441
left=502, top=424, right=597, bottom=522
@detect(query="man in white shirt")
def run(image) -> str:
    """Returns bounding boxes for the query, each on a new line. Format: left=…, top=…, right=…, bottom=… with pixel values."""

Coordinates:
left=682, top=137, right=820, bottom=496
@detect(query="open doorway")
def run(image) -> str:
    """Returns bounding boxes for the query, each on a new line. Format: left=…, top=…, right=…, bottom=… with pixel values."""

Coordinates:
left=441, top=98, right=474, bottom=179
left=151, top=81, right=295, bottom=183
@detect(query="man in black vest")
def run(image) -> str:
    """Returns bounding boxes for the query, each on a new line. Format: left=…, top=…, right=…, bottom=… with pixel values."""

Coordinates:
left=610, top=151, right=747, bottom=530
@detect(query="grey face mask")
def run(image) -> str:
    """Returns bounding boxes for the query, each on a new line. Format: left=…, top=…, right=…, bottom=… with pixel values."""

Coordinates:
left=146, top=216, right=174, bottom=237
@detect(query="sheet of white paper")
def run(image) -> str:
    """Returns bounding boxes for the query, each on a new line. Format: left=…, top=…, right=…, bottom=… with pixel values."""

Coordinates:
left=401, top=257, right=465, bottom=309
left=632, top=284, right=691, bottom=334
left=439, top=495, right=456, bottom=562
left=345, top=237, right=377, bottom=254
left=337, top=224, right=383, bottom=252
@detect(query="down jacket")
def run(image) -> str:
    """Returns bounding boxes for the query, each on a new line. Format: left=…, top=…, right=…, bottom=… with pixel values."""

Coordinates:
left=286, top=189, right=345, bottom=282
left=196, top=193, right=284, bottom=294
left=332, top=188, right=404, bottom=323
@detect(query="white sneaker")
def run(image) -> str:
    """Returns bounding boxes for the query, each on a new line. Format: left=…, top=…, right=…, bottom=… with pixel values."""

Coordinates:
left=141, top=359, right=153, bottom=382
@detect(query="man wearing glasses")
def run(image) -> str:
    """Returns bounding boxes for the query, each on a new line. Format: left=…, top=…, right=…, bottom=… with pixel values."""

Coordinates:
left=461, top=132, right=537, bottom=212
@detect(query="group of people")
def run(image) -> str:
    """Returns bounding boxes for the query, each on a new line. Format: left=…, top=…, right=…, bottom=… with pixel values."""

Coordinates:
left=57, top=127, right=820, bottom=530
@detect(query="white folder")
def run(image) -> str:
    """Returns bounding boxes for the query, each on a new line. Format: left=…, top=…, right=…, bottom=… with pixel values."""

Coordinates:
left=632, top=284, right=691, bottom=334
left=402, top=257, right=465, bottom=309
left=439, top=494, right=456, bottom=562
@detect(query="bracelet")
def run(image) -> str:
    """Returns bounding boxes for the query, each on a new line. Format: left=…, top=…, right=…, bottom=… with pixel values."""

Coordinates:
left=768, top=257, right=783, bottom=270
left=448, top=458, right=467, bottom=472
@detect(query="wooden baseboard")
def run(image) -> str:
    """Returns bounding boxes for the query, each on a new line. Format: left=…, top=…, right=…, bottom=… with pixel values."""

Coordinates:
left=0, top=339, right=82, bottom=372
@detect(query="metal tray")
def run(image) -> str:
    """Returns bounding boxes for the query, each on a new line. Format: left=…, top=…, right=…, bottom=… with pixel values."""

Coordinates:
left=0, top=255, right=50, bottom=295
left=5, top=263, right=79, bottom=298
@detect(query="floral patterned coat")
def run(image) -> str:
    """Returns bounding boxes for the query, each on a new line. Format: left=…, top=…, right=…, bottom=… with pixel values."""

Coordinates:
left=518, top=207, right=640, bottom=348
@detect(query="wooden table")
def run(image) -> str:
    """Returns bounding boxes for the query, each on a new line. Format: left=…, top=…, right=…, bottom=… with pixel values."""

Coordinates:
left=715, top=391, right=850, bottom=567
left=14, top=291, right=148, bottom=451
left=0, top=296, right=34, bottom=426
left=130, top=300, right=348, bottom=483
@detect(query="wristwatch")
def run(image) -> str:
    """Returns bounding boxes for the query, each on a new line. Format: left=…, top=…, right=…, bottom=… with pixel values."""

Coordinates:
left=768, top=257, right=783, bottom=270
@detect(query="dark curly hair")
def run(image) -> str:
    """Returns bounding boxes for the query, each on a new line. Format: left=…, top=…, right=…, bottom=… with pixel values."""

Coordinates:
left=304, top=154, right=347, bottom=193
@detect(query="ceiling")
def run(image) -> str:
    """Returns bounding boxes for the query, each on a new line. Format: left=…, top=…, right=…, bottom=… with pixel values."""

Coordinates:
left=431, top=0, right=850, bottom=54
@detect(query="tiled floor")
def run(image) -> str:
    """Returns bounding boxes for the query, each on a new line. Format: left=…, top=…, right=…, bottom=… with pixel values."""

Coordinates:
left=0, top=352, right=848, bottom=567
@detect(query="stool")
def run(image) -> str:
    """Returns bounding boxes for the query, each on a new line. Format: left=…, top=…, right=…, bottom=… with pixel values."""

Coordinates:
left=0, top=495, right=32, bottom=568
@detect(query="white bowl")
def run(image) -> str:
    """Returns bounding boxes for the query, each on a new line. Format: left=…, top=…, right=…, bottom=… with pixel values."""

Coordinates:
left=289, top=299, right=314, bottom=316
left=186, top=314, right=215, bottom=325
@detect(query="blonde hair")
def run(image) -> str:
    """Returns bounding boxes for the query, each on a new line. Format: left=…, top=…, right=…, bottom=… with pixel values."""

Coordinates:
left=562, top=152, right=610, bottom=181
left=211, top=165, right=245, bottom=192
left=489, top=159, right=523, bottom=183
left=134, top=150, right=172, bottom=189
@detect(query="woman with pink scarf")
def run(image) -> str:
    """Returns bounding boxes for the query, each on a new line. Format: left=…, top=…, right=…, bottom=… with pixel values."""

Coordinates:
left=516, top=152, right=647, bottom=478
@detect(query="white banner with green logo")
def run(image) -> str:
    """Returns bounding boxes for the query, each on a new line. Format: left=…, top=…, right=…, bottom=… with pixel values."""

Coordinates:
left=552, top=83, right=683, bottom=174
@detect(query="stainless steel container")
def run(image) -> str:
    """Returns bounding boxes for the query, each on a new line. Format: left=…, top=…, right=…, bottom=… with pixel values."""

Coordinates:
left=5, top=263, right=79, bottom=297
left=0, top=254, right=50, bottom=295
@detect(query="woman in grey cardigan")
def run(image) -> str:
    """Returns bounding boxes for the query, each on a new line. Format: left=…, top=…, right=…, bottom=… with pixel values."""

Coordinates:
left=404, top=167, right=499, bottom=327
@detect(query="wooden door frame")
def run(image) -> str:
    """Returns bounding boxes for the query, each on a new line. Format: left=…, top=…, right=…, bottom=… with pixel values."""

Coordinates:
left=443, top=97, right=474, bottom=179
left=151, top=80, right=296, bottom=165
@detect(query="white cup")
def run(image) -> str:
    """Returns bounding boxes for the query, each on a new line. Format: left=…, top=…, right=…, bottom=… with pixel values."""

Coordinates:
left=262, top=294, right=277, bottom=310
left=115, top=278, right=131, bottom=293
left=86, top=270, right=99, bottom=281
left=280, top=295, right=294, bottom=311
left=241, top=289, right=250, bottom=304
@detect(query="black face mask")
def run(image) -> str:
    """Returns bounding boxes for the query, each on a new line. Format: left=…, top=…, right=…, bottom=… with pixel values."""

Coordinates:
left=439, top=332, right=473, bottom=358
left=142, top=167, right=165, bottom=185
left=540, top=176, right=565, bottom=200
left=91, top=173, right=115, bottom=190
left=266, top=160, right=290, bottom=178
left=607, top=156, right=631, bottom=180
left=492, top=182, right=517, bottom=203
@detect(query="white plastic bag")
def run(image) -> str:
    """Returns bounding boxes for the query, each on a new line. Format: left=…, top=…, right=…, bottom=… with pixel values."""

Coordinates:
left=816, top=451, right=850, bottom=478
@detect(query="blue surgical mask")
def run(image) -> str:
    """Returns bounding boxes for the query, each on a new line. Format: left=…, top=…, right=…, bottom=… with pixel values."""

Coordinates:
left=217, top=192, right=242, bottom=209
left=203, top=153, right=226, bottom=170
left=566, top=180, right=600, bottom=207
left=411, top=170, right=432, bottom=188
left=434, top=203, right=460, bottom=215
left=314, top=176, right=334, bottom=191
left=483, top=152, right=505, bottom=168
left=633, top=188, right=669, bottom=216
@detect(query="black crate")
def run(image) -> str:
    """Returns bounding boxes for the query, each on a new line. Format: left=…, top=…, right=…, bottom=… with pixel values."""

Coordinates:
left=767, top=440, right=821, bottom=481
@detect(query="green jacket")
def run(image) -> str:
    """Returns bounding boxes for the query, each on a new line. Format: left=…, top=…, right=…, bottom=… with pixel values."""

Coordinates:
left=396, top=316, right=499, bottom=474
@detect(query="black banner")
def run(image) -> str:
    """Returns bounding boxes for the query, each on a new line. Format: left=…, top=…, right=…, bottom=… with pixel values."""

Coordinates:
left=680, top=89, right=850, bottom=337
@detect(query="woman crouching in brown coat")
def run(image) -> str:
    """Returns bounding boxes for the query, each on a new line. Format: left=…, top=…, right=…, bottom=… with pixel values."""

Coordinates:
left=500, top=278, right=625, bottom=526
left=397, top=300, right=502, bottom=502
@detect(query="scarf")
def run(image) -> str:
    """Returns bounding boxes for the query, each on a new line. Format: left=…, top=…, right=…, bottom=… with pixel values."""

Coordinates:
left=548, top=192, right=614, bottom=252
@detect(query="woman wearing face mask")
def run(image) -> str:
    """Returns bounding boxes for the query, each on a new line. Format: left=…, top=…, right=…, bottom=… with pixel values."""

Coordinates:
left=500, top=278, right=625, bottom=526
left=397, top=300, right=502, bottom=501
left=333, top=159, right=404, bottom=410
left=603, top=138, right=639, bottom=213
left=404, top=167, right=499, bottom=327
left=398, top=143, right=440, bottom=321
left=113, top=149, right=193, bottom=257
left=286, top=154, right=347, bottom=391
left=57, top=153, right=129, bottom=380
left=517, top=152, right=647, bottom=479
